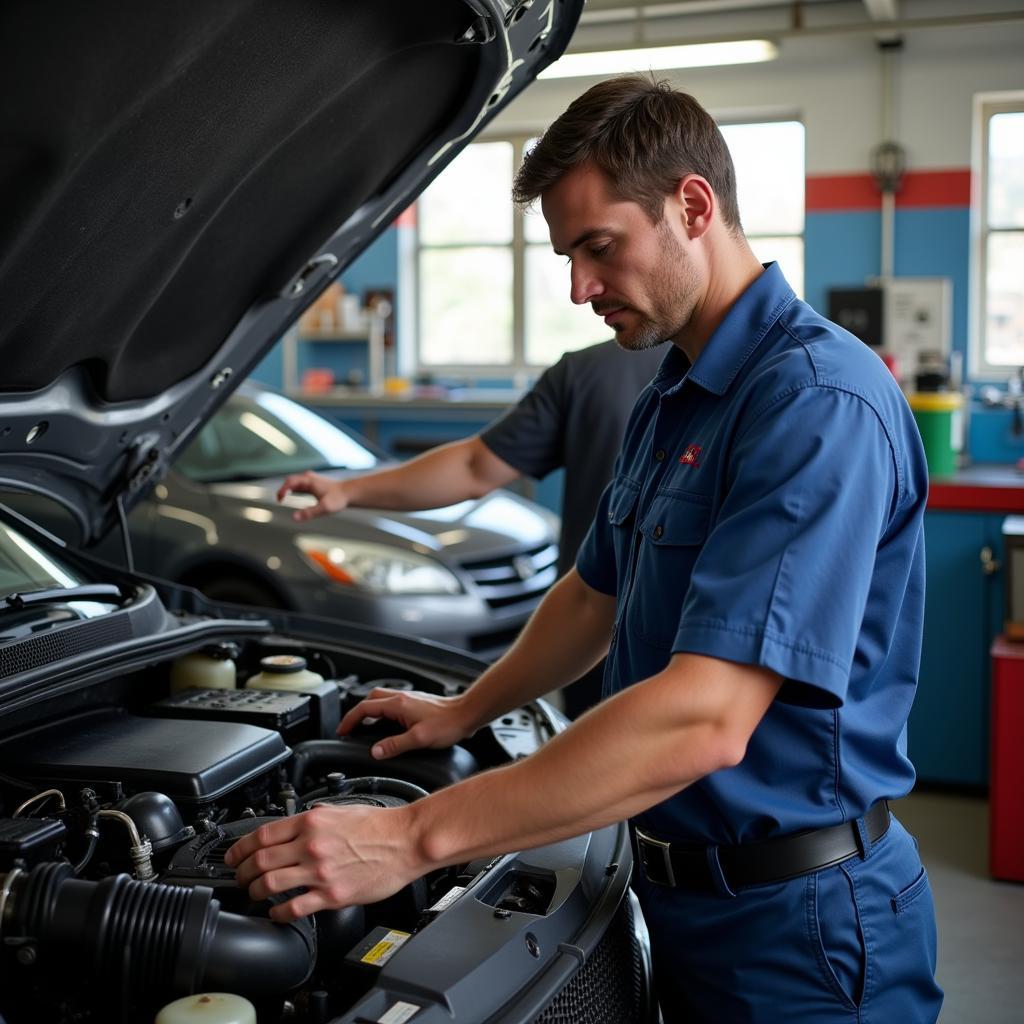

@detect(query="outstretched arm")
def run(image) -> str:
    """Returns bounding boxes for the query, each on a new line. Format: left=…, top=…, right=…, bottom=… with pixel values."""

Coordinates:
left=278, top=436, right=521, bottom=522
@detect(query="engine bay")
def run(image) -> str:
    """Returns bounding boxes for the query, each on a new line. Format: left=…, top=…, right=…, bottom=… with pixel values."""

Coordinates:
left=0, top=632, right=571, bottom=1024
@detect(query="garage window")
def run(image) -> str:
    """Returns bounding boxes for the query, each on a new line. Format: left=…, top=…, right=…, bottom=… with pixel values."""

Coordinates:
left=972, top=95, right=1024, bottom=376
left=415, top=120, right=804, bottom=375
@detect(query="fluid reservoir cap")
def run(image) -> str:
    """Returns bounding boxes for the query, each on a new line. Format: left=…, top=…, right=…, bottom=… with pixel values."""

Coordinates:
left=155, top=992, right=256, bottom=1024
left=259, top=655, right=307, bottom=674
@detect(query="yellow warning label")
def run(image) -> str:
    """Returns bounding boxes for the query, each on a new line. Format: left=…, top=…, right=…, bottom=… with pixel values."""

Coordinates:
left=362, top=940, right=394, bottom=964
left=360, top=929, right=410, bottom=966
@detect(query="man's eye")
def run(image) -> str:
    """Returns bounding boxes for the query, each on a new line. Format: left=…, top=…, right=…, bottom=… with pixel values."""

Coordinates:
left=590, top=244, right=610, bottom=258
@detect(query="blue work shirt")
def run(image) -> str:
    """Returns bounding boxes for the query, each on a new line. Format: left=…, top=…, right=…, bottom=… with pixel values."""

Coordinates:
left=576, top=263, right=929, bottom=845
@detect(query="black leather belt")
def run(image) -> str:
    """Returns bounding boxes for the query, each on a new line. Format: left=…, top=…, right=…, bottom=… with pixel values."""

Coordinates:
left=634, top=801, right=890, bottom=893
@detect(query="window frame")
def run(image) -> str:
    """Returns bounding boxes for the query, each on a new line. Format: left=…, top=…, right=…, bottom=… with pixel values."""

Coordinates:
left=717, top=115, right=805, bottom=299
left=970, top=91, right=1024, bottom=380
left=413, top=119, right=805, bottom=377
left=414, top=134, right=537, bottom=378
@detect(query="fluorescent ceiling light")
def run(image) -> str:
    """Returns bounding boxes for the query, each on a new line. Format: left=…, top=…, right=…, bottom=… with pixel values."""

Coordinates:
left=538, top=40, right=778, bottom=79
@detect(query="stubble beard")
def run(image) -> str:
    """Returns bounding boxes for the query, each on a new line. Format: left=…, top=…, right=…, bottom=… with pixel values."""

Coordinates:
left=614, top=221, right=700, bottom=352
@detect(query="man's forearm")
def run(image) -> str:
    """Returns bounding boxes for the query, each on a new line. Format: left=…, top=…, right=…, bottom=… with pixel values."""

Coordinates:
left=408, top=654, right=782, bottom=870
left=456, top=570, right=615, bottom=730
left=344, top=438, right=518, bottom=510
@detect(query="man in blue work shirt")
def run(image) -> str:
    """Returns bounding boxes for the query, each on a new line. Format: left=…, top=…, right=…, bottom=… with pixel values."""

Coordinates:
left=228, top=75, right=942, bottom=1022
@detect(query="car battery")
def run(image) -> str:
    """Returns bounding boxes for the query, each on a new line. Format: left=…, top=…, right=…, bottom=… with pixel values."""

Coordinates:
left=989, top=636, right=1024, bottom=881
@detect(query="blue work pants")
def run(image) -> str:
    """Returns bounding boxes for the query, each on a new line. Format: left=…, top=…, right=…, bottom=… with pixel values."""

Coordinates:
left=632, top=815, right=943, bottom=1023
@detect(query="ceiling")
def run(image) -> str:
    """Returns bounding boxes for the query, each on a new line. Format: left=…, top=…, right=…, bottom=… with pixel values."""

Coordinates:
left=568, top=0, right=1022, bottom=46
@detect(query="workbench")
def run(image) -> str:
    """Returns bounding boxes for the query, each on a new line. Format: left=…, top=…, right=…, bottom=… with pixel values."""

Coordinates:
left=911, top=464, right=1024, bottom=786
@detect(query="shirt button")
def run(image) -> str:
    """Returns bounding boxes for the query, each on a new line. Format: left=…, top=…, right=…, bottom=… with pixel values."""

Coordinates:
left=654, top=449, right=666, bottom=461
left=653, top=525, right=664, bottom=539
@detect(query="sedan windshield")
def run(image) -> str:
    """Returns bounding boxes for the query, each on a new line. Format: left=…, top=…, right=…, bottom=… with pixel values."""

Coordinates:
left=0, top=520, right=88, bottom=599
left=0, top=519, right=120, bottom=634
left=175, top=391, right=379, bottom=483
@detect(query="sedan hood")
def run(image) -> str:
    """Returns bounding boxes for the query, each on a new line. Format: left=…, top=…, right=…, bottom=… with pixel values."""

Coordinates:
left=0, top=0, right=582, bottom=545
left=212, top=475, right=559, bottom=557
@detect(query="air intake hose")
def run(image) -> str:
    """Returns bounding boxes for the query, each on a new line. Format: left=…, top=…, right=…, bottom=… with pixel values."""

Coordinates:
left=1, top=862, right=314, bottom=999
left=290, top=737, right=478, bottom=792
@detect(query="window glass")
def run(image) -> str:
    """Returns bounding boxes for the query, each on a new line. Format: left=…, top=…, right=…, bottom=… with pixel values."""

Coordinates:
left=0, top=522, right=82, bottom=598
left=988, top=112, right=1024, bottom=229
left=985, top=231, right=1024, bottom=366
left=976, top=100, right=1024, bottom=374
left=748, top=236, right=805, bottom=297
left=419, top=247, right=513, bottom=365
left=177, top=394, right=378, bottom=482
left=419, top=142, right=514, bottom=244
left=721, top=121, right=805, bottom=236
left=523, top=201, right=551, bottom=245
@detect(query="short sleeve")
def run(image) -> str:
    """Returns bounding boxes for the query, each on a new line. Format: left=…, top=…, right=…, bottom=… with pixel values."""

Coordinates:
left=574, top=469, right=623, bottom=596
left=480, top=357, right=568, bottom=480
left=673, top=386, right=897, bottom=708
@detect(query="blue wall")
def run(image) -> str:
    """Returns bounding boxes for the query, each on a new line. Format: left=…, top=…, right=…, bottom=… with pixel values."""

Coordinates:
left=805, top=207, right=971, bottom=359
left=250, top=227, right=401, bottom=389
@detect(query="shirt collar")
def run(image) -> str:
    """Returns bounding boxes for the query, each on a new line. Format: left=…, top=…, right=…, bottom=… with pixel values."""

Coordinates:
left=652, top=262, right=796, bottom=397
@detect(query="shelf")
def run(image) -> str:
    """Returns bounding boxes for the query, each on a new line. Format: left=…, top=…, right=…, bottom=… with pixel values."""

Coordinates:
left=296, top=329, right=372, bottom=342
left=282, top=312, right=388, bottom=394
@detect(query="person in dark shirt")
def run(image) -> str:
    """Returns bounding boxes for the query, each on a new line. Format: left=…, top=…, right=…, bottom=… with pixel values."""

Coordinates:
left=481, top=340, right=665, bottom=579
left=277, top=338, right=664, bottom=715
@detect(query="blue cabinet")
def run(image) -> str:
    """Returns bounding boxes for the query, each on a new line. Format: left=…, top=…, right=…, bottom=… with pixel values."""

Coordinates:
left=910, top=510, right=1005, bottom=786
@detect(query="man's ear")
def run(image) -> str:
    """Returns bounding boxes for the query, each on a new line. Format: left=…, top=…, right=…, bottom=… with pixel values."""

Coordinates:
left=674, top=174, right=715, bottom=240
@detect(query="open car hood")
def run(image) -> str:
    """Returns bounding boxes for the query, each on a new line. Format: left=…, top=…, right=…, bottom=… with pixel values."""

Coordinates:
left=0, top=0, right=582, bottom=545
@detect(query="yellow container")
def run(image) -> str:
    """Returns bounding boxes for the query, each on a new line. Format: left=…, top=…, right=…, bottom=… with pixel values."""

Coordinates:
left=908, top=392, right=963, bottom=477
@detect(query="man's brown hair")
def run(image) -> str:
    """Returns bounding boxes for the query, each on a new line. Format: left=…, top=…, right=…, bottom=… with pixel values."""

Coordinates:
left=512, top=74, right=741, bottom=230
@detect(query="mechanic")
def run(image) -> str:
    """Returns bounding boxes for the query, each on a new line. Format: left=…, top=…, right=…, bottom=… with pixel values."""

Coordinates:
left=228, top=74, right=942, bottom=1022
left=276, top=335, right=665, bottom=718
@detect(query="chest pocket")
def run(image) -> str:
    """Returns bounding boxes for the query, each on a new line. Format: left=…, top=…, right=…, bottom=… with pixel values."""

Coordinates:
left=629, top=491, right=712, bottom=648
left=607, top=476, right=641, bottom=526
left=604, top=476, right=641, bottom=583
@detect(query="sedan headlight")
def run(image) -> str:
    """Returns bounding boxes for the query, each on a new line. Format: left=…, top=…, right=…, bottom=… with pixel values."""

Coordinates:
left=296, top=535, right=462, bottom=595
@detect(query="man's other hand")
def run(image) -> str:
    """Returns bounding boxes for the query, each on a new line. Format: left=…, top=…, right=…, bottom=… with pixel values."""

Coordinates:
left=277, top=470, right=348, bottom=522
left=338, top=687, right=476, bottom=760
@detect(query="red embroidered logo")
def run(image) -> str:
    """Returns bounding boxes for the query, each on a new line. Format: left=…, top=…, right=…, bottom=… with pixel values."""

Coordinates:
left=679, top=444, right=702, bottom=466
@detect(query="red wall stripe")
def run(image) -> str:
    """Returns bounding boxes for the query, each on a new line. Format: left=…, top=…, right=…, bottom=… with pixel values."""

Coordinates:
left=395, top=205, right=417, bottom=228
left=928, top=481, right=1024, bottom=513
left=897, top=169, right=972, bottom=208
left=806, top=169, right=971, bottom=213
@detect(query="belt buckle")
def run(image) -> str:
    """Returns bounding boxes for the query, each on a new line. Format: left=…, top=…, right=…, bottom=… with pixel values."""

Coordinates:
left=635, top=827, right=676, bottom=887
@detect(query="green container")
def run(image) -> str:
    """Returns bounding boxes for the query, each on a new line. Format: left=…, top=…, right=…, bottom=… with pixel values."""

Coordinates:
left=909, top=392, right=963, bottom=477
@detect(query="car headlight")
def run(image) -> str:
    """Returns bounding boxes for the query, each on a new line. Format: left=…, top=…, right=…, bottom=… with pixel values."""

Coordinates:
left=295, top=535, right=462, bottom=595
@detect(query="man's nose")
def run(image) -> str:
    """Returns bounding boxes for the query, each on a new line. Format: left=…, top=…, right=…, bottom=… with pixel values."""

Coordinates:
left=569, top=262, right=603, bottom=306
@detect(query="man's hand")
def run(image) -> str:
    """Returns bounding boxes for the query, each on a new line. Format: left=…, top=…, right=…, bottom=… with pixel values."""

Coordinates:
left=277, top=470, right=348, bottom=522
left=339, top=687, right=477, bottom=759
left=224, top=803, right=421, bottom=921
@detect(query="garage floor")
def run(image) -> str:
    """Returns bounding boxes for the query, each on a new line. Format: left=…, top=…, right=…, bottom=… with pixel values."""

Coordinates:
left=894, top=791, right=1024, bottom=1022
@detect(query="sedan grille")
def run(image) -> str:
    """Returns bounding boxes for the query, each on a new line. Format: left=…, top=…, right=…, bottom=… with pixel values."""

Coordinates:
left=459, top=544, right=558, bottom=611
left=532, top=897, right=650, bottom=1023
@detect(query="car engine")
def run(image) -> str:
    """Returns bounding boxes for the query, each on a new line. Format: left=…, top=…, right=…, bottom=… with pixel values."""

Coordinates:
left=0, top=633, right=614, bottom=1024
